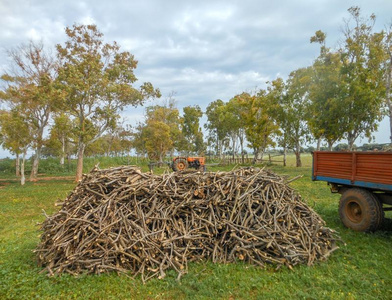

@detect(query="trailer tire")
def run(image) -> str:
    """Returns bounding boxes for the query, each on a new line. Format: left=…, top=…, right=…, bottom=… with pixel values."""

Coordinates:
left=339, top=188, right=383, bottom=232
left=372, top=194, right=385, bottom=229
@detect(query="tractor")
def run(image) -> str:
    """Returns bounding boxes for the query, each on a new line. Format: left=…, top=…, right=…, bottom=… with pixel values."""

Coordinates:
left=171, top=157, right=206, bottom=172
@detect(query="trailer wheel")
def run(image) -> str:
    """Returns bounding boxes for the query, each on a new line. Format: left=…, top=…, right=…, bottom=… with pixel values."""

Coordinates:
left=339, top=188, right=383, bottom=232
left=372, top=194, right=385, bottom=229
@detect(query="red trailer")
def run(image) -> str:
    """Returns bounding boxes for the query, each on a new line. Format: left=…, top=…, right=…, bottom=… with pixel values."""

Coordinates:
left=312, top=151, right=392, bottom=232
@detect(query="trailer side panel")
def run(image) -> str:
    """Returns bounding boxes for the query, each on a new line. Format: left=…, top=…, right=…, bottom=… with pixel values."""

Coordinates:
left=312, top=151, right=392, bottom=191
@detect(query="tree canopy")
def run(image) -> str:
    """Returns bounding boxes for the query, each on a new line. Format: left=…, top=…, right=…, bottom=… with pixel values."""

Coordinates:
left=56, top=24, right=160, bottom=180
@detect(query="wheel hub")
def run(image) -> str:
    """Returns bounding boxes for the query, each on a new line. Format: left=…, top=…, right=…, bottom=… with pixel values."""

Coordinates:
left=346, top=201, right=363, bottom=223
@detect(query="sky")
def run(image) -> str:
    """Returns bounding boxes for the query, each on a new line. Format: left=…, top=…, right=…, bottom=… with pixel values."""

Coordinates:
left=1, top=0, right=392, bottom=157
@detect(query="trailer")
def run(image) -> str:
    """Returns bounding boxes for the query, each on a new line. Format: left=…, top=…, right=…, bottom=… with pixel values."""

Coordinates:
left=312, top=151, right=392, bottom=232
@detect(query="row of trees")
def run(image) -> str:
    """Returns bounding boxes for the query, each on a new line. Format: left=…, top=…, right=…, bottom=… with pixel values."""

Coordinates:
left=0, top=7, right=391, bottom=184
left=132, top=99, right=205, bottom=162
left=0, top=24, right=160, bottom=184
left=203, top=7, right=392, bottom=167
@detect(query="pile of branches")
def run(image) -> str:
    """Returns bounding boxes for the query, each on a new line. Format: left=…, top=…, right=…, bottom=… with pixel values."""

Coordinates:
left=35, top=166, right=340, bottom=282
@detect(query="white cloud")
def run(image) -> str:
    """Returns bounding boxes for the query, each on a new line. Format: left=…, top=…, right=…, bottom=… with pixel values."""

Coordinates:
left=26, top=28, right=41, bottom=41
left=80, top=15, right=96, bottom=26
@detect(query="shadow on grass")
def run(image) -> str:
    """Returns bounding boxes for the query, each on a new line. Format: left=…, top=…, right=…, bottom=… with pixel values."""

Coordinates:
left=378, top=217, right=392, bottom=235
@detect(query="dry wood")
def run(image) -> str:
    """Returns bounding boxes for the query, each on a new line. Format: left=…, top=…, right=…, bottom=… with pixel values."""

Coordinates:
left=35, top=166, right=340, bottom=282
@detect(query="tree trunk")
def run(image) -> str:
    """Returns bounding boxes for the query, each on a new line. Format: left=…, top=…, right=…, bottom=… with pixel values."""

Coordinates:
left=239, top=134, right=245, bottom=164
left=60, top=136, right=65, bottom=165
left=15, top=153, right=20, bottom=177
left=327, top=141, right=333, bottom=151
left=231, top=138, right=236, bottom=160
left=215, top=136, right=222, bottom=159
left=316, top=137, right=321, bottom=151
left=260, top=149, right=264, bottom=162
left=283, top=146, right=287, bottom=167
left=347, top=133, right=356, bottom=151
left=295, top=141, right=302, bottom=167
left=75, top=141, right=85, bottom=182
left=30, top=147, right=41, bottom=181
left=21, top=151, right=26, bottom=185
left=252, top=148, right=259, bottom=164
left=295, top=150, right=302, bottom=167
left=159, top=151, right=164, bottom=164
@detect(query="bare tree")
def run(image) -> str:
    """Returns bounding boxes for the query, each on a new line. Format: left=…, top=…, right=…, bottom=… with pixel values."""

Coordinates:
left=1, top=41, right=61, bottom=181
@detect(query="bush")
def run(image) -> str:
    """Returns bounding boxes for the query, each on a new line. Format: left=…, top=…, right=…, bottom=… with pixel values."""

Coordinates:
left=0, top=158, right=15, bottom=174
left=38, top=157, right=75, bottom=174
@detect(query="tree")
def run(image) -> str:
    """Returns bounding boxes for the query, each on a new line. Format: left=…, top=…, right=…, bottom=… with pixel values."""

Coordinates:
left=132, top=122, right=148, bottom=158
left=240, top=91, right=280, bottom=163
left=136, top=101, right=181, bottom=163
left=56, top=24, right=160, bottom=181
left=309, top=31, right=345, bottom=150
left=225, top=95, right=247, bottom=161
left=204, top=100, right=229, bottom=158
left=47, top=113, right=74, bottom=164
left=267, top=78, right=290, bottom=166
left=0, top=109, right=32, bottom=185
left=286, top=68, right=312, bottom=167
left=307, top=8, right=386, bottom=150
left=117, top=125, right=134, bottom=156
left=143, top=120, right=172, bottom=162
left=272, top=69, right=311, bottom=167
left=181, top=105, right=205, bottom=155
left=339, top=7, right=386, bottom=149
left=86, top=123, right=132, bottom=157
left=0, top=41, right=62, bottom=180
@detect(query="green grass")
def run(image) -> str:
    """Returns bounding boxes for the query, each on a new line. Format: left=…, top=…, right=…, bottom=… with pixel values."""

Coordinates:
left=1, top=155, right=392, bottom=299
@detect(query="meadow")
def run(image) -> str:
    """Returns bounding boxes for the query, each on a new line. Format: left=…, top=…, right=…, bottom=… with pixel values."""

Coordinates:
left=1, top=154, right=391, bottom=299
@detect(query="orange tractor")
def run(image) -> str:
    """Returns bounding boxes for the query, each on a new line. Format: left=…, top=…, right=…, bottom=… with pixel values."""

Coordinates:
left=171, top=157, right=206, bottom=172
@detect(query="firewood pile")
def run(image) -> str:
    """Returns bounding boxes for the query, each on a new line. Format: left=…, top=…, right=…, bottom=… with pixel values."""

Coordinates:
left=35, top=166, right=340, bottom=282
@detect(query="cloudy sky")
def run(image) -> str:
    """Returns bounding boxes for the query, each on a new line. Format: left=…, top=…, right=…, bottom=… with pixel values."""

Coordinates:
left=1, top=0, right=392, bottom=157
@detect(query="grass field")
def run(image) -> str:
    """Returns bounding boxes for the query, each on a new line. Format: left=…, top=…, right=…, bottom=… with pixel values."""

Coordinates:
left=1, top=154, right=392, bottom=299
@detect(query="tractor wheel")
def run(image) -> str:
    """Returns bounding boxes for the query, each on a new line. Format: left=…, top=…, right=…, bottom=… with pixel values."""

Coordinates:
left=172, top=158, right=188, bottom=171
left=338, top=188, right=384, bottom=232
